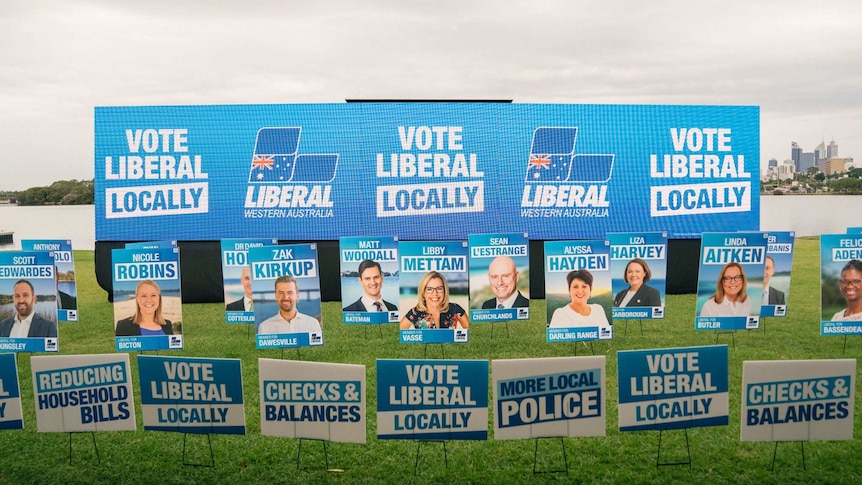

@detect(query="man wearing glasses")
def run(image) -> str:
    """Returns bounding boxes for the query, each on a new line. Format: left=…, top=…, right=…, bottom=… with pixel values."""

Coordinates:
left=832, top=260, right=862, bottom=321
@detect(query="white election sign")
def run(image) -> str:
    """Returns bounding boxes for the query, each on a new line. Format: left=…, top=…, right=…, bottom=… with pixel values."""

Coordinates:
left=31, top=354, right=136, bottom=432
left=741, top=359, right=855, bottom=441
left=259, top=359, right=366, bottom=443
left=492, top=356, right=606, bottom=439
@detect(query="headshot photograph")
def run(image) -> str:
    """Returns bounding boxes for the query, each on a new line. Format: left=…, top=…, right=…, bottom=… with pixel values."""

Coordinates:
left=0, top=278, right=59, bottom=338
left=114, top=279, right=181, bottom=337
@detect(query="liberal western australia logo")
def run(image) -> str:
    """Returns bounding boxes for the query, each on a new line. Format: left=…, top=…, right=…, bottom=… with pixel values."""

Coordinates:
left=244, top=127, right=338, bottom=217
left=521, top=127, right=614, bottom=217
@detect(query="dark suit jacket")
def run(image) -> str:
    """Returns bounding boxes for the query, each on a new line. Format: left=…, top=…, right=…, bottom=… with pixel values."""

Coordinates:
left=343, top=298, right=397, bottom=312
left=115, top=317, right=174, bottom=336
left=482, top=291, right=529, bottom=309
left=58, top=290, right=77, bottom=310
left=767, top=286, right=786, bottom=305
left=226, top=298, right=246, bottom=311
left=0, top=314, right=58, bottom=338
left=613, top=284, right=662, bottom=307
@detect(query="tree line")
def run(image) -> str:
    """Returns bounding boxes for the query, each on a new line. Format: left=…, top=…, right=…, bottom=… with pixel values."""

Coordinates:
left=1, top=179, right=94, bottom=205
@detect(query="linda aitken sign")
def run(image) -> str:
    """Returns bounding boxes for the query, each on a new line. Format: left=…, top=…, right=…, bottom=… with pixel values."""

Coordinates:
left=741, top=359, right=855, bottom=441
left=31, top=354, right=136, bottom=432
left=492, top=356, right=605, bottom=439
left=95, top=104, right=759, bottom=241
left=377, top=359, right=488, bottom=440
left=617, top=345, right=728, bottom=431
left=137, top=356, right=246, bottom=435
left=259, top=359, right=366, bottom=443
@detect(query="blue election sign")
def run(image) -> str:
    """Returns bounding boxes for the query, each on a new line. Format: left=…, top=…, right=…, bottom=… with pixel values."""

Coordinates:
left=0, top=353, right=23, bottom=430
left=695, top=232, right=768, bottom=331
left=820, top=234, right=862, bottom=334
left=377, top=359, right=488, bottom=440
left=761, top=231, right=794, bottom=318
left=607, top=232, right=667, bottom=320
left=0, top=251, right=58, bottom=353
left=544, top=240, right=612, bottom=342
left=111, top=246, right=183, bottom=352
left=21, top=239, right=78, bottom=323
left=221, top=238, right=277, bottom=324
left=249, top=244, right=323, bottom=348
left=618, top=345, right=728, bottom=431
left=138, top=355, right=246, bottom=435
left=469, top=233, right=530, bottom=322
left=95, top=104, right=759, bottom=242
left=340, top=236, right=400, bottom=324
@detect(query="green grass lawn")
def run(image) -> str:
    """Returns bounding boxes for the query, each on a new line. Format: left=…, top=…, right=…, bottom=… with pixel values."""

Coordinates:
left=1, top=236, right=861, bottom=484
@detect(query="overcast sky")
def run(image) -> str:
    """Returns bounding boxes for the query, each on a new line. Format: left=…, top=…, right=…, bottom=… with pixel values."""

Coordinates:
left=2, top=0, right=860, bottom=190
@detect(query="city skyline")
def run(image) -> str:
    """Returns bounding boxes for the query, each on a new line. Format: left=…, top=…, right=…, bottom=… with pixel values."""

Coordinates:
left=2, top=0, right=861, bottom=190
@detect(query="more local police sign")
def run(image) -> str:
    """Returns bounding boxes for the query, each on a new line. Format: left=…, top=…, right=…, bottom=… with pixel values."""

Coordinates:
left=95, top=104, right=758, bottom=241
left=618, top=345, right=728, bottom=431
left=493, top=356, right=605, bottom=440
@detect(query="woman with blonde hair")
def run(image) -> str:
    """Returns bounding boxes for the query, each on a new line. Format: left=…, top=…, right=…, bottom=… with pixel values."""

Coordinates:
left=400, top=271, right=469, bottom=330
left=115, top=279, right=174, bottom=336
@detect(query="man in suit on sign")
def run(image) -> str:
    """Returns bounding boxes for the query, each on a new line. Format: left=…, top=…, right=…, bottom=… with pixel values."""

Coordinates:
left=481, top=256, right=529, bottom=309
left=763, top=256, right=786, bottom=305
left=0, top=279, right=58, bottom=338
left=343, top=260, right=398, bottom=312
left=226, top=266, right=254, bottom=311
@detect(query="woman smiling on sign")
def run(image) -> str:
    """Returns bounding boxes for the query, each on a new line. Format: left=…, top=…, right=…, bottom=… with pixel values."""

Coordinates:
left=613, top=258, right=662, bottom=308
left=400, top=271, right=469, bottom=330
left=549, top=270, right=610, bottom=328
left=831, top=259, right=862, bottom=321
left=115, top=279, right=174, bottom=336
left=700, top=262, right=751, bottom=317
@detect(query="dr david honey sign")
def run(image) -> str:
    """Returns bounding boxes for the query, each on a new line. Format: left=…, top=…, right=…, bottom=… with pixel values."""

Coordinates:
left=741, top=359, right=855, bottom=441
left=377, top=359, right=488, bottom=440
left=617, top=345, right=728, bottom=431
left=137, top=356, right=246, bottom=435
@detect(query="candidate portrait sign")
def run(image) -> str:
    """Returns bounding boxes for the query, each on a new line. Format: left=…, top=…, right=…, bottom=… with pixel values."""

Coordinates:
left=544, top=240, right=613, bottom=342
left=111, top=246, right=183, bottom=352
left=607, top=232, right=667, bottom=320
left=340, top=236, right=399, bottom=325
left=0, top=251, right=58, bottom=353
left=695, top=232, right=768, bottom=331
left=31, top=354, right=135, bottom=432
left=249, top=243, right=323, bottom=349
left=398, top=240, right=469, bottom=344
left=618, top=345, right=728, bottom=431
left=469, top=233, right=530, bottom=323
left=221, top=238, right=277, bottom=324
left=377, top=359, right=488, bottom=440
left=741, top=359, right=855, bottom=441
left=0, top=353, right=23, bottom=430
left=95, top=104, right=759, bottom=243
left=820, top=234, right=862, bottom=335
left=493, top=356, right=605, bottom=440
left=761, top=231, right=794, bottom=318
left=21, top=239, right=78, bottom=323
left=138, top=355, right=246, bottom=435
left=259, top=359, right=365, bottom=443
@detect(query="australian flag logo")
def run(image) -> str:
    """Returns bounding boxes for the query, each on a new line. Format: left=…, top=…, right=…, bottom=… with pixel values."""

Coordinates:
left=248, top=127, right=339, bottom=183
left=525, top=127, right=614, bottom=183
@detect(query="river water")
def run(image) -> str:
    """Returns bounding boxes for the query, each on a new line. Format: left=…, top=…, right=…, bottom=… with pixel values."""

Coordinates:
left=0, top=196, right=860, bottom=251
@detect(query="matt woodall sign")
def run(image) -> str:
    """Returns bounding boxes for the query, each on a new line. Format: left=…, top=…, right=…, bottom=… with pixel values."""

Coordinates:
left=492, top=356, right=605, bottom=439
left=137, top=356, right=246, bottom=435
left=30, top=354, right=136, bottom=432
left=741, top=359, right=855, bottom=441
left=0, top=353, right=23, bottom=430
left=95, top=104, right=759, bottom=242
left=259, top=359, right=366, bottom=443
left=377, top=359, right=488, bottom=440
left=618, top=345, right=728, bottom=431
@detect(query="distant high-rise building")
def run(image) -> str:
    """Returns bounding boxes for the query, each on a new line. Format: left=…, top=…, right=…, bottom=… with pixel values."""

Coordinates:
left=768, top=158, right=778, bottom=169
left=815, top=140, right=826, bottom=161
left=800, top=152, right=815, bottom=173
left=791, top=141, right=802, bottom=171
left=827, top=139, right=838, bottom=158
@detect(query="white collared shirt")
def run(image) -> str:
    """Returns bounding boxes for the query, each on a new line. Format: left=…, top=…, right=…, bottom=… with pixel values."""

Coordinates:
left=9, top=313, right=34, bottom=338
left=494, top=292, right=519, bottom=309
left=360, top=295, right=385, bottom=311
